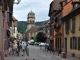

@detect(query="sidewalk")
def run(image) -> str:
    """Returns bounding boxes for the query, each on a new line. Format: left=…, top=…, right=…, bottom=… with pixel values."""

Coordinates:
left=43, top=50, right=79, bottom=60
left=4, top=52, right=33, bottom=60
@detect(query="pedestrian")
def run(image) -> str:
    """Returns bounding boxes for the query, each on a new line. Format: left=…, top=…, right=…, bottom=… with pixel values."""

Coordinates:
left=25, top=42, right=29, bottom=56
left=17, top=40, right=20, bottom=56
left=12, top=42, right=17, bottom=55
left=21, top=41, right=26, bottom=56
left=8, top=42, right=13, bottom=54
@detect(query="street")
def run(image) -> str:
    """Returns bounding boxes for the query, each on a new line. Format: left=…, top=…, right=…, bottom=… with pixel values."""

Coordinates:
left=4, top=45, right=78, bottom=60
left=29, top=45, right=77, bottom=60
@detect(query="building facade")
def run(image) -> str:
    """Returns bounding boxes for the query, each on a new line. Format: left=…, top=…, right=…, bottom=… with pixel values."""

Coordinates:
left=26, top=10, right=38, bottom=40
left=10, top=16, right=18, bottom=39
left=62, top=0, right=80, bottom=56
left=48, top=0, right=64, bottom=51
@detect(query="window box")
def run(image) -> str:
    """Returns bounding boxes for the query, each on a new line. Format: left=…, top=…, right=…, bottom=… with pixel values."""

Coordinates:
left=65, top=30, right=69, bottom=34
left=57, top=23, right=61, bottom=28
left=71, top=29, right=75, bottom=33
left=72, top=53, right=75, bottom=57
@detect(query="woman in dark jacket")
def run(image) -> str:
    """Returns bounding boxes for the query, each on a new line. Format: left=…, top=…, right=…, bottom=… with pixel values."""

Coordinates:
left=17, top=40, right=20, bottom=56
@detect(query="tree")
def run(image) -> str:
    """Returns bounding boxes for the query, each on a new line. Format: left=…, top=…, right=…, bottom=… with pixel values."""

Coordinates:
left=33, top=35, right=37, bottom=42
left=36, top=32, right=47, bottom=42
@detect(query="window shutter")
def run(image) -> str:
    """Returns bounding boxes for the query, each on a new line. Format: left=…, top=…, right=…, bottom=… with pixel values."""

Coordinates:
left=72, top=17, right=75, bottom=30
left=78, top=37, right=80, bottom=50
left=70, top=37, right=72, bottom=49
left=75, top=37, right=77, bottom=49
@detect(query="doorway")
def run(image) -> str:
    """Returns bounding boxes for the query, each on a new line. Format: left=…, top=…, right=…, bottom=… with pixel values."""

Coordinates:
left=65, top=38, right=67, bottom=53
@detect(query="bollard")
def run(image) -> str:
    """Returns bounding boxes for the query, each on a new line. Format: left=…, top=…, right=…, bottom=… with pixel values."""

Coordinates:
left=33, top=59, right=35, bottom=60
left=25, top=59, right=28, bottom=60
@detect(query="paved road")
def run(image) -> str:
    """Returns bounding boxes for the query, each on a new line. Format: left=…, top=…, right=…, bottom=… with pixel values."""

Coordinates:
left=29, top=45, right=78, bottom=60
left=4, top=45, right=78, bottom=60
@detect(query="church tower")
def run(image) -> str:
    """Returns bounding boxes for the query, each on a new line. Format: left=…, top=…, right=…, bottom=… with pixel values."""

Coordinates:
left=27, top=10, right=35, bottom=30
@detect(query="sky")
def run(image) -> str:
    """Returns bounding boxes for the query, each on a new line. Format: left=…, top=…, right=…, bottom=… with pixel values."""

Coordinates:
left=13, top=0, right=52, bottom=22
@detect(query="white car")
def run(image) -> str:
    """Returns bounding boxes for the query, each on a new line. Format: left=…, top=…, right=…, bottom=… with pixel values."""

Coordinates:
left=39, top=42, right=45, bottom=46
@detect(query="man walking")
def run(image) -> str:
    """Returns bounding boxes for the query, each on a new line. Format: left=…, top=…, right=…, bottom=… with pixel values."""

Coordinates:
left=17, top=40, right=20, bottom=56
left=25, top=42, right=29, bottom=56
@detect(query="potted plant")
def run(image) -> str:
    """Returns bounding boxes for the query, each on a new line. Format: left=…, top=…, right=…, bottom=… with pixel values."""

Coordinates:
left=58, top=49, right=62, bottom=56
left=52, top=22, right=56, bottom=25
left=71, top=29, right=75, bottom=33
left=66, top=30, right=69, bottom=34
left=8, top=0, right=14, bottom=6
left=72, top=53, right=75, bottom=57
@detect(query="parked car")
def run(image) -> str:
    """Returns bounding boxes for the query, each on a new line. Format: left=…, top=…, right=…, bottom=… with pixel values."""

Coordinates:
left=34, top=42, right=39, bottom=46
left=29, top=39, right=35, bottom=45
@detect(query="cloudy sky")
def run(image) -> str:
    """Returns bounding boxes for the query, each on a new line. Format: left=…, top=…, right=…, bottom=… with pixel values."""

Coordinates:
left=13, top=0, right=52, bottom=22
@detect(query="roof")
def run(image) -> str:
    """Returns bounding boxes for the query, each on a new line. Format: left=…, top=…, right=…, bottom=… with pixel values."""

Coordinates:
left=12, top=16, right=18, bottom=21
left=48, top=0, right=64, bottom=16
left=28, top=10, right=35, bottom=15
left=61, top=5, right=80, bottom=22
left=27, top=26, right=39, bottom=33
left=39, top=20, right=49, bottom=28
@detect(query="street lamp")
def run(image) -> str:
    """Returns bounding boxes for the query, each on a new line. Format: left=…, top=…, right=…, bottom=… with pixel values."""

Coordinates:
left=14, top=0, right=21, bottom=4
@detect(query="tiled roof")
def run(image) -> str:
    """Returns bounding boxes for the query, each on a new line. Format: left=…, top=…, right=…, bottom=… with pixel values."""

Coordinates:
left=39, top=20, right=49, bottom=28
left=28, top=26, right=39, bottom=33
left=12, top=16, right=18, bottom=21
left=12, top=16, right=18, bottom=26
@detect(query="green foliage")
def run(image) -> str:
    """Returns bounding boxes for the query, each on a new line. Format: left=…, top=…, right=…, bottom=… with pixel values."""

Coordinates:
left=17, top=21, right=27, bottom=33
left=34, top=35, right=37, bottom=42
left=36, top=32, right=47, bottom=42
left=18, top=21, right=43, bottom=33
left=8, top=0, right=14, bottom=6
left=35, top=22, right=42, bottom=26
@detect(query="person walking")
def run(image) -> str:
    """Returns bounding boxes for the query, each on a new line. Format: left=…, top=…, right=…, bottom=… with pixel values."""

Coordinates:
left=12, top=42, right=17, bottom=55
left=25, top=42, right=29, bottom=56
left=17, top=40, right=20, bottom=56
left=8, top=42, right=13, bottom=54
left=21, top=41, right=26, bottom=56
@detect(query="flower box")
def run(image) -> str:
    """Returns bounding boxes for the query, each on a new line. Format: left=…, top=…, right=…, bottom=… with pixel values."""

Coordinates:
left=71, top=29, right=75, bottom=33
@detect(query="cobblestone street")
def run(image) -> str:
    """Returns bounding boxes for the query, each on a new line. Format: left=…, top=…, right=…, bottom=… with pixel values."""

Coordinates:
left=4, top=45, right=78, bottom=60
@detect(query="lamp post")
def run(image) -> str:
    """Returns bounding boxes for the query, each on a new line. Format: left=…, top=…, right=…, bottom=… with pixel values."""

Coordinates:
left=14, top=0, right=21, bottom=4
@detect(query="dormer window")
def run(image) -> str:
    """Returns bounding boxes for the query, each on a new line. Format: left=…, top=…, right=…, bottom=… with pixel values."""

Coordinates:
left=65, top=20, right=70, bottom=31
left=72, top=1, right=80, bottom=9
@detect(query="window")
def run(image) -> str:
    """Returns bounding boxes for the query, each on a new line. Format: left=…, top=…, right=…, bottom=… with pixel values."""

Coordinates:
left=57, top=14, right=62, bottom=24
left=72, top=17, right=75, bottom=30
left=55, top=17, right=58, bottom=23
left=65, top=20, right=70, bottom=31
left=30, top=20, right=31, bottom=23
left=70, top=37, right=72, bottom=49
left=52, top=17, right=54, bottom=22
left=33, top=21, right=34, bottom=24
left=50, top=28, right=53, bottom=35
left=70, top=37, right=77, bottom=49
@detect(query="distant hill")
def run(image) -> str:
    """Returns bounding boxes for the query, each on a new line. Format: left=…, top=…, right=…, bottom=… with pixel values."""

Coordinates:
left=18, top=21, right=43, bottom=33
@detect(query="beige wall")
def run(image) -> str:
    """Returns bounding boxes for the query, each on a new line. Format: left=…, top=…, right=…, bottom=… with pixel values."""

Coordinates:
left=27, top=24, right=35, bottom=30
left=64, top=14, right=80, bottom=54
